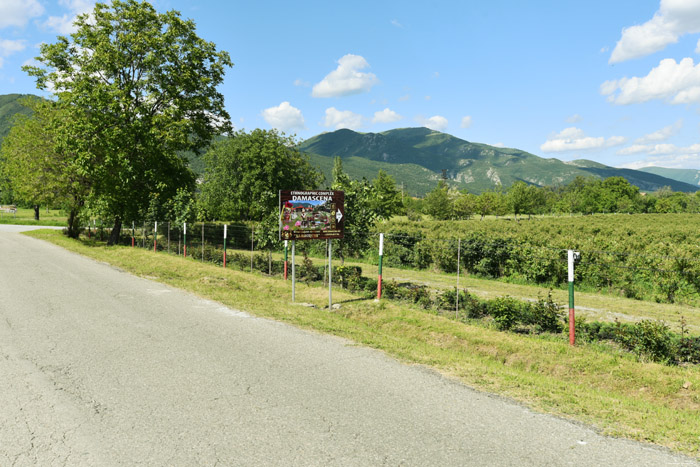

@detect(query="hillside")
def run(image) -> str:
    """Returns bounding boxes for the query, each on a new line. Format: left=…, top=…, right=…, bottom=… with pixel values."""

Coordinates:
left=300, top=128, right=699, bottom=195
left=638, top=166, right=700, bottom=187
left=0, top=94, right=35, bottom=141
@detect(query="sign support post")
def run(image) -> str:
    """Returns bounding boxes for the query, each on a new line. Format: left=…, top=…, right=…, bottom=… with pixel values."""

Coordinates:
left=131, top=221, right=135, bottom=247
left=328, top=239, right=332, bottom=310
left=291, top=240, right=296, bottom=302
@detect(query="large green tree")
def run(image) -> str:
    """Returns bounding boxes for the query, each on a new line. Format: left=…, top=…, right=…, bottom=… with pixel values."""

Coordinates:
left=0, top=99, right=88, bottom=236
left=23, top=0, right=231, bottom=243
left=199, top=129, right=322, bottom=221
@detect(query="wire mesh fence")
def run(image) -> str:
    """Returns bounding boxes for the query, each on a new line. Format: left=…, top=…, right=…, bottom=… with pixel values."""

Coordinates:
left=81, top=219, right=700, bottom=308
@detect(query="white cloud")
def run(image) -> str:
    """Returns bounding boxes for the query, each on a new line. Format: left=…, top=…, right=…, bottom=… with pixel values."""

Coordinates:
left=617, top=144, right=653, bottom=155
left=635, top=120, right=683, bottom=143
left=540, top=127, right=626, bottom=152
left=566, top=114, right=582, bottom=124
left=0, top=0, right=44, bottom=29
left=460, top=116, right=473, bottom=129
left=398, top=94, right=410, bottom=102
left=391, top=19, right=403, bottom=28
left=601, top=57, right=700, bottom=105
left=45, top=0, right=95, bottom=35
left=372, top=108, right=402, bottom=124
left=293, top=79, right=309, bottom=87
left=620, top=153, right=700, bottom=170
left=610, top=0, right=700, bottom=63
left=0, top=39, right=26, bottom=55
left=322, top=107, right=363, bottom=130
left=312, top=54, right=378, bottom=98
left=417, top=115, right=448, bottom=132
left=618, top=142, right=700, bottom=156
left=492, top=142, right=506, bottom=148
left=0, top=39, right=26, bottom=68
left=261, top=102, right=305, bottom=132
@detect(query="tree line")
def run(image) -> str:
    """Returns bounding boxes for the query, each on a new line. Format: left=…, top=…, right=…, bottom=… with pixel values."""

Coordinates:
left=416, top=176, right=700, bottom=220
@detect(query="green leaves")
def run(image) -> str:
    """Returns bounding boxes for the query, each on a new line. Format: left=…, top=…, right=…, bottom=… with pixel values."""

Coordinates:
left=23, top=0, right=231, bottom=237
left=199, top=129, right=322, bottom=221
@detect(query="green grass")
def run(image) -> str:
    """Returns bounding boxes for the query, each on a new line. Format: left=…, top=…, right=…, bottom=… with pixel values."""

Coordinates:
left=24, top=229, right=700, bottom=458
left=0, top=208, right=66, bottom=226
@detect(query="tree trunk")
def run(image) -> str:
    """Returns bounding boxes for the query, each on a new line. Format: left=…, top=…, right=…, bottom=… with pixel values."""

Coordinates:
left=34, top=205, right=40, bottom=221
left=108, top=216, right=122, bottom=246
left=66, top=209, right=80, bottom=239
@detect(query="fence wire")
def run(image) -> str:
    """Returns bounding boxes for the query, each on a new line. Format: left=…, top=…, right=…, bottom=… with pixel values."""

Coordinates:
left=82, top=220, right=700, bottom=307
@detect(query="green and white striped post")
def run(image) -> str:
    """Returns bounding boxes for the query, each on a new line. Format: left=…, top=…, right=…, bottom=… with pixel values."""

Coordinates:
left=568, top=249, right=579, bottom=346
left=377, top=233, right=384, bottom=300
left=223, top=224, right=228, bottom=268
left=154, top=221, right=158, bottom=252
left=131, top=221, right=135, bottom=247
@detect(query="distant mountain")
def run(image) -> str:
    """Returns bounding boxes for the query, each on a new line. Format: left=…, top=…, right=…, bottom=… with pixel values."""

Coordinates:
left=638, top=167, right=700, bottom=187
left=299, top=128, right=699, bottom=195
left=0, top=94, right=35, bottom=141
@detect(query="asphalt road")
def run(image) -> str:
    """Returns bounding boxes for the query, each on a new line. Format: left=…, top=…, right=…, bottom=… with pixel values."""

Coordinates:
left=0, top=226, right=697, bottom=466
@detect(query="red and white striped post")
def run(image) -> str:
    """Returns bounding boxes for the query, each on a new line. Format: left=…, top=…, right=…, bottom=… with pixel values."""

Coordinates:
left=223, top=224, right=227, bottom=268
left=183, top=222, right=187, bottom=258
left=377, top=233, right=384, bottom=299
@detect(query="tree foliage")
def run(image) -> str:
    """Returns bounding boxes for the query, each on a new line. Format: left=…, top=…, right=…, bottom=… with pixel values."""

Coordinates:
left=199, top=129, right=322, bottom=221
left=23, top=0, right=230, bottom=242
left=331, top=157, right=378, bottom=260
left=0, top=99, right=88, bottom=236
left=424, top=180, right=453, bottom=220
left=370, top=170, right=403, bottom=219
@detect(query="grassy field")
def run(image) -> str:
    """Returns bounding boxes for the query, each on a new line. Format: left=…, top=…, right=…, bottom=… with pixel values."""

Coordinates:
left=0, top=207, right=66, bottom=226
left=24, top=229, right=700, bottom=458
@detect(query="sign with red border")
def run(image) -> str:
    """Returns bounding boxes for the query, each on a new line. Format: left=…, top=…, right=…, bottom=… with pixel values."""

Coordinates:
left=279, top=190, right=344, bottom=240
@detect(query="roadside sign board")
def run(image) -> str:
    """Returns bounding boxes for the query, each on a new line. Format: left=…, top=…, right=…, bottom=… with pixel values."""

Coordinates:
left=279, top=190, right=344, bottom=240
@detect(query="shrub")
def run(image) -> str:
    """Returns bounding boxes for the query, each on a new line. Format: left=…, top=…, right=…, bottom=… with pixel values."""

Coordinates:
left=299, top=252, right=322, bottom=283
left=487, top=296, right=522, bottom=331
left=463, top=293, right=487, bottom=320
left=530, top=291, right=564, bottom=333
left=615, top=320, right=677, bottom=364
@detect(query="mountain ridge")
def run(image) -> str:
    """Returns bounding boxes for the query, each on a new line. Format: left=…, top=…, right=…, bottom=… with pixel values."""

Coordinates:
left=299, top=128, right=699, bottom=195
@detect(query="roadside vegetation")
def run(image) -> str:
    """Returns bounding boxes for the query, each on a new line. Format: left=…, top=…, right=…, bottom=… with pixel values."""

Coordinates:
left=24, top=228, right=700, bottom=458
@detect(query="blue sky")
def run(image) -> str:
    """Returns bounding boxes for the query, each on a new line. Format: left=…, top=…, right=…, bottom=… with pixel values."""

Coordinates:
left=3, top=0, right=700, bottom=170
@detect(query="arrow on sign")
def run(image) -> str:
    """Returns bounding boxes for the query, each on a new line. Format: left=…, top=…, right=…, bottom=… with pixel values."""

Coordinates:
left=335, top=209, right=343, bottom=223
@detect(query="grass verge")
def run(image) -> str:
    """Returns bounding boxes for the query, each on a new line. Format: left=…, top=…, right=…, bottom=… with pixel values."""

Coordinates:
left=0, top=208, right=66, bottom=226
left=25, top=229, right=700, bottom=458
